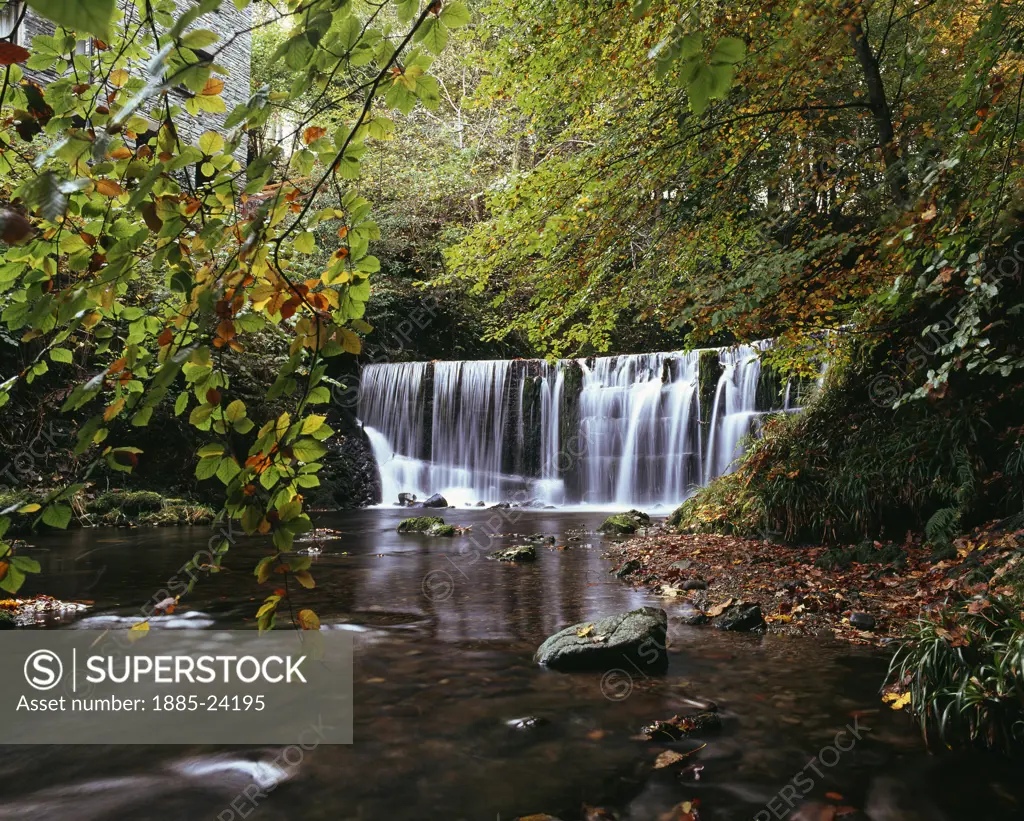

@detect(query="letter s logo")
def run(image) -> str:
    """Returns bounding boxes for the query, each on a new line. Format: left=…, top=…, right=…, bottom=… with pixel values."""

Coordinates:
left=24, top=649, right=63, bottom=691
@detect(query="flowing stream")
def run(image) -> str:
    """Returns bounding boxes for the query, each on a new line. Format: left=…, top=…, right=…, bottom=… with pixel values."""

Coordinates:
left=358, top=344, right=794, bottom=508
left=2, top=511, right=1017, bottom=821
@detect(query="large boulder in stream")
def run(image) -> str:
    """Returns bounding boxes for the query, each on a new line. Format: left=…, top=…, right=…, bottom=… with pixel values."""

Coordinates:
left=534, top=606, right=668, bottom=672
left=597, top=509, right=651, bottom=535
left=420, top=493, right=448, bottom=508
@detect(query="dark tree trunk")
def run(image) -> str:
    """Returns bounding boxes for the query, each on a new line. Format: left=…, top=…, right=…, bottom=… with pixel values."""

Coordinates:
left=850, top=21, right=909, bottom=206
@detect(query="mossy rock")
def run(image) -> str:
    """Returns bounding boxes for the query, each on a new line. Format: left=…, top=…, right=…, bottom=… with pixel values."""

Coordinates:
left=428, top=523, right=457, bottom=537
left=87, top=490, right=164, bottom=515
left=397, top=516, right=446, bottom=533
left=492, top=544, right=537, bottom=562
left=598, top=509, right=651, bottom=535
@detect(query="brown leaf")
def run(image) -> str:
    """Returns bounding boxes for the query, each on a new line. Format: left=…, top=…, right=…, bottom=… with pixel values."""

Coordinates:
left=705, top=597, right=734, bottom=618
left=201, top=77, right=225, bottom=96
left=94, top=179, right=125, bottom=197
left=0, top=43, right=31, bottom=65
left=653, top=750, right=686, bottom=769
left=303, top=126, right=327, bottom=145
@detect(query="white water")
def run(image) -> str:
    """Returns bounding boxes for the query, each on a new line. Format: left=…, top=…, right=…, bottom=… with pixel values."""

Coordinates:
left=357, top=343, right=800, bottom=508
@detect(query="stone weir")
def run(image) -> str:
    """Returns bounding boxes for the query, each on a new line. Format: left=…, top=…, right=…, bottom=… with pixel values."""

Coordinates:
left=356, top=344, right=820, bottom=508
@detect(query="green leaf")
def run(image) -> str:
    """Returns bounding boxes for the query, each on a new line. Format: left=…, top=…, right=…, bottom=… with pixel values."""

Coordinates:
left=415, top=18, right=448, bottom=53
left=687, top=64, right=714, bottom=114
left=294, top=232, right=316, bottom=254
left=631, top=0, right=652, bottom=20
left=439, top=1, right=470, bottom=28
left=131, top=406, right=153, bottom=426
left=198, top=131, right=225, bottom=155
left=197, top=442, right=225, bottom=458
left=41, top=503, right=72, bottom=529
left=396, top=0, right=418, bottom=23
left=26, top=0, right=116, bottom=37
left=195, top=456, right=220, bottom=480
left=181, top=29, right=219, bottom=49
left=225, top=399, right=247, bottom=423
left=710, top=36, right=746, bottom=65
left=216, top=457, right=241, bottom=485
left=10, top=555, right=41, bottom=573
left=49, top=348, right=74, bottom=363
left=292, top=439, right=328, bottom=462
left=174, top=392, right=189, bottom=416
left=0, top=563, right=25, bottom=594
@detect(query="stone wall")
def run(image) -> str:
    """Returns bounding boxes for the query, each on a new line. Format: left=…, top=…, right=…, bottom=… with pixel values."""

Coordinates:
left=17, top=0, right=250, bottom=163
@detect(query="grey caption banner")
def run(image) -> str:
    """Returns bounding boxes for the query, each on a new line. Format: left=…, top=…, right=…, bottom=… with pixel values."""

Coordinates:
left=0, top=629, right=353, bottom=744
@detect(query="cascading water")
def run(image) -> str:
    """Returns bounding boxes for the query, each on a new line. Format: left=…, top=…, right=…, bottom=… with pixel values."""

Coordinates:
left=429, top=360, right=516, bottom=504
left=356, top=343, right=807, bottom=508
left=577, top=352, right=702, bottom=506
left=703, top=345, right=763, bottom=483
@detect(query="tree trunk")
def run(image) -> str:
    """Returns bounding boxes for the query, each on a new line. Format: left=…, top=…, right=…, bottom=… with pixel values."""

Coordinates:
left=849, top=21, right=908, bottom=206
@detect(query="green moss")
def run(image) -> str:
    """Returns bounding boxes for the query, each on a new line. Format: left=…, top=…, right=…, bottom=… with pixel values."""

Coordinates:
left=597, top=509, right=650, bottom=535
left=397, top=516, right=446, bottom=533
left=87, top=490, right=164, bottom=515
left=491, top=544, right=536, bottom=562
left=427, top=523, right=457, bottom=537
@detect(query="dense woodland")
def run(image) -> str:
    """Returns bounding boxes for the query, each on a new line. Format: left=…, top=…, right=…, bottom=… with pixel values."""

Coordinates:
left=0, top=0, right=1023, bottom=752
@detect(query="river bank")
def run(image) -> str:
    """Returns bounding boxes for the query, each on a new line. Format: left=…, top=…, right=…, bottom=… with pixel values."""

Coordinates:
left=607, top=517, right=1024, bottom=647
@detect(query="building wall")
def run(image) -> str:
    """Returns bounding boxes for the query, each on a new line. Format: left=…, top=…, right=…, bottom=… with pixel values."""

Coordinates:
left=16, top=0, right=250, bottom=163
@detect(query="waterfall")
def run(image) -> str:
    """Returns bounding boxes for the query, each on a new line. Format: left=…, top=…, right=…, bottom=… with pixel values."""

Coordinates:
left=703, top=345, right=763, bottom=483
left=358, top=362, right=431, bottom=502
left=428, top=360, right=516, bottom=505
left=356, top=342, right=811, bottom=508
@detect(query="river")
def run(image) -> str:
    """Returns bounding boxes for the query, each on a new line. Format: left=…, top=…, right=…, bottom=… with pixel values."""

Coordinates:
left=0, top=509, right=1017, bottom=820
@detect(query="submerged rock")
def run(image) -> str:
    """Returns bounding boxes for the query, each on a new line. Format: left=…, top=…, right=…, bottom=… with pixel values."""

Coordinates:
left=397, top=516, right=445, bottom=533
left=420, top=493, right=448, bottom=508
left=534, top=606, right=668, bottom=672
left=712, top=603, right=765, bottom=632
left=491, top=545, right=537, bottom=562
left=682, top=578, right=707, bottom=591
left=597, top=509, right=651, bottom=535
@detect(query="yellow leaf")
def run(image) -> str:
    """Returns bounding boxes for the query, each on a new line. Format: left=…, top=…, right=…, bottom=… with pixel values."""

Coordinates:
left=297, top=608, right=320, bottom=630
left=109, top=69, right=129, bottom=87
left=295, top=570, right=315, bottom=589
left=109, top=146, right=132, bottom=160
left=576, top=623, right=594, bottom=637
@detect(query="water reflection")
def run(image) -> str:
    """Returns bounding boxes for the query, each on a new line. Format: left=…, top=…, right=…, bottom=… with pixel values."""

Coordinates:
left=1, top=510, right=1016, bottom=820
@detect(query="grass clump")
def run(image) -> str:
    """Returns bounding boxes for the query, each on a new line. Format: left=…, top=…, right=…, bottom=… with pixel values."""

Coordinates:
left=887, top=594, right=1024, bottom=753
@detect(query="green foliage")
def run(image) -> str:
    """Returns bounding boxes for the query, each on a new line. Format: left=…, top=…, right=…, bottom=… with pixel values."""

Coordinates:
left=673, top=327, right=1024, bottom=545
left=0, top=0, right=466, bottom=627
left=888, top=595, right=1024, bottom=753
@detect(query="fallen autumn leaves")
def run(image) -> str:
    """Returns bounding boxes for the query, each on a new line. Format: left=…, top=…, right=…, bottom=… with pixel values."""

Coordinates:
left=607, top=518, right=1024, bottom=647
